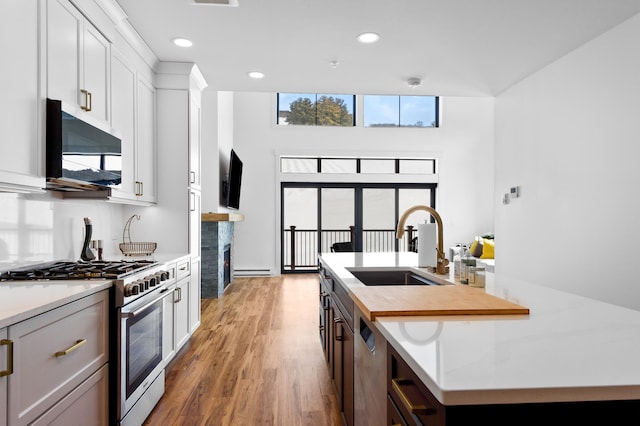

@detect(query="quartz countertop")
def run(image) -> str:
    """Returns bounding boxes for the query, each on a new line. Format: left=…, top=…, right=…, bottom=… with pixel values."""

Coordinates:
left=0, top=280, right=113, bottom=328
left=320, top=252, right=640, bottom=406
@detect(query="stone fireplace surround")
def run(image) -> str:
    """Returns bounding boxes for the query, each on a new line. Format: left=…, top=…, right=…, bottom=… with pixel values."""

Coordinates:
left=201, top=213, right=244, bottom=298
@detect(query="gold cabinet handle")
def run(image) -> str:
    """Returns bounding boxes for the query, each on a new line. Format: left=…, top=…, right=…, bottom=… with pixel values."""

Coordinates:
left=0, top=339, right=13, bottom=377
left=55, top=339, right=87, bottom=357
left=80, top=89, right=92, bottom=112
left=391, top=378, right=434, bottom=416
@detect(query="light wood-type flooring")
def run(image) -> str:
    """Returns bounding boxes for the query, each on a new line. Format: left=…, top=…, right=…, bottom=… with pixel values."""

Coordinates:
left=143, top=274, right=343, bottom=425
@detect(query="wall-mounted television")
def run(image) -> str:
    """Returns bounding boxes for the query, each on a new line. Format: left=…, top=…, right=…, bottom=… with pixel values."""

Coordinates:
left=225, top=149, right=243, bottom=210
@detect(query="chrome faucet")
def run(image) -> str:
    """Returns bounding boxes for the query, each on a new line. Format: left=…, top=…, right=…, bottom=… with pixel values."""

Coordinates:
left=396, top=205, right=449, bottom=275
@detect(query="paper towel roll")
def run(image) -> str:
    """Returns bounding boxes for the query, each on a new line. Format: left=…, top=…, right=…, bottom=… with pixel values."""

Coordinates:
left=418, top=223, right=437, bottom=267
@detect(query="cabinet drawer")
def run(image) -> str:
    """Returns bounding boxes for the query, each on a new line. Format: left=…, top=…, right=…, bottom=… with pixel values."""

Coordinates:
left=30, top=363, right=109, bottom=426
left=8, top=291, right=109, bottom=426
left=177, top=258, right=191, bottom=280
left=387, top=343, right=444, bottom=426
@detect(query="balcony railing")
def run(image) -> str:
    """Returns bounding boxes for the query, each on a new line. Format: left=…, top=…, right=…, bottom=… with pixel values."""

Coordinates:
left=283, top=226, right=418, bottom=271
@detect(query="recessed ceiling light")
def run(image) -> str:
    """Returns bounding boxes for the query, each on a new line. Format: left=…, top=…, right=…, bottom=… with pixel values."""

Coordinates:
left=356, top=32, right=380, bottom=44
left=248, top=71, right=264, bottom=79
left=172, top=38, right=193, bottom=47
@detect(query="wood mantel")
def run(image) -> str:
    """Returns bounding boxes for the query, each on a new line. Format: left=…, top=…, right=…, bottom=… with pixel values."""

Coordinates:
left=201, top=212, right=245, bottom=222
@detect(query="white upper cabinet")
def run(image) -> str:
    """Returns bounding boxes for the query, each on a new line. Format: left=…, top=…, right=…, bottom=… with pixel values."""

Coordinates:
left=135, top=75, right=157, bottom=203
left=0, top=0, right=44, bottom=193
left=47, top=0, right=110, bottom=125
left=110, top=48, right=137, bottom=200
left=110, top=57, right=157, bottom=205
left=189, top=92, right=202, bottom=190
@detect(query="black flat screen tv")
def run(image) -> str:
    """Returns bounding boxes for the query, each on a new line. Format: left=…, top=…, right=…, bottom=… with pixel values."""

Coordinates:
left=225, top=149, right=243, bottom=209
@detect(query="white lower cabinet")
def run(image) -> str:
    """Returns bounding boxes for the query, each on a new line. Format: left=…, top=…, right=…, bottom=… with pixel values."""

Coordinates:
left=162, top=281, right=177, bottom=367
left=189, top=258, right=201, bottom=334
left=1, top=328, right=7, bottom=426
left=6, top=290, right=109, bottom=426
left=175, top=274, right=191, bottom=352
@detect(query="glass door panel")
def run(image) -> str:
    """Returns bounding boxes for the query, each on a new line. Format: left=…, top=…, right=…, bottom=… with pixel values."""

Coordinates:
left=398, top=188, right=433, bottom=251
left=283, top=187, right=318, bottom=271
left=362, top=188, right=395, bottom=252
left=321, top=188, right=354, bottom=253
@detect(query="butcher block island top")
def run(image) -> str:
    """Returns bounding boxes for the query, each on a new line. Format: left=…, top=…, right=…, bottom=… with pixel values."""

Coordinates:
left=320, top=252, right=640, bottom=406
left=351, top=284, right=529, bottom=321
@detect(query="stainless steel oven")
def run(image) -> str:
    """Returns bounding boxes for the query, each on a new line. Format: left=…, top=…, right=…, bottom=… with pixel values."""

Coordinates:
left=115, top=262, right=175, bottom=426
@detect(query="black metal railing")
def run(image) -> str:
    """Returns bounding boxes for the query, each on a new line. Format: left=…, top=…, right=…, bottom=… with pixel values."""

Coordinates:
left=283, top=226, right=418, bottom=271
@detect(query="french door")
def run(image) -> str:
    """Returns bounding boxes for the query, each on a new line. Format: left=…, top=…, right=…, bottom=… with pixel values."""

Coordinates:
left=281, top=182, right=436, bottom=273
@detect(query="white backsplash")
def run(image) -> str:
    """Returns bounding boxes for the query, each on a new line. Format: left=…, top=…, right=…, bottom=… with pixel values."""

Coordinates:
left=0, top=192, right=125, bottom=269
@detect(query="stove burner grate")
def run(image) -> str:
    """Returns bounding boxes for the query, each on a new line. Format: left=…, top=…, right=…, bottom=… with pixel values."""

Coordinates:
left=0, top=260, right=157, bottom=281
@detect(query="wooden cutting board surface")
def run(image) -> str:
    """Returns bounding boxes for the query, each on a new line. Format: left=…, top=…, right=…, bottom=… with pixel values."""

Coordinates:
left=351, top=285, right=529, bottom=321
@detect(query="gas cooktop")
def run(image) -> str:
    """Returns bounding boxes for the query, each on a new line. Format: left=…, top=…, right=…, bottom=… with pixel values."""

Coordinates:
left=0, top=260, right=157, bottom=281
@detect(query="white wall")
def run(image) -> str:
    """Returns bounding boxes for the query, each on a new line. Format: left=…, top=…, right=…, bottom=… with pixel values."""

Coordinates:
left=0, top=192, right=124, bottom=268
left=201, top=90, right=235, bottom=213
left=232, top=92, right=495, bottom=274
left=495, top=14, right=640, bottom=309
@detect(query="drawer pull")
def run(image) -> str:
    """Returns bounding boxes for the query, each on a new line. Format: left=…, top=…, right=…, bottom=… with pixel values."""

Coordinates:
left=391, top=378, right=434, bottom=416
left=0, top=339, right=13, bottom=377
left=55, top=339, right=87, bottom=357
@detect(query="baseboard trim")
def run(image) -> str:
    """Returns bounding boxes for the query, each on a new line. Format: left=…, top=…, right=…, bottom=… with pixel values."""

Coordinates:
left=234, top=268, right=273, bottom=277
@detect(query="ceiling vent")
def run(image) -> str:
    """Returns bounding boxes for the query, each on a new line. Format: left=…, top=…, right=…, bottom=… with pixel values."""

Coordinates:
left=193, top=0, right=239, bottom=6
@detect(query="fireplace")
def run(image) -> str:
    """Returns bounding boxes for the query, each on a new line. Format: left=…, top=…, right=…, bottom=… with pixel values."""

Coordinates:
left=201, top=217, right=236, bottom=298
left=223, top=245, right=231, bottom=289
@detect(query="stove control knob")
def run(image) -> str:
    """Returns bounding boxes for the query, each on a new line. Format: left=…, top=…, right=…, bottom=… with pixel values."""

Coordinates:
left=148, top=276, right=157, bottom=287
left=137, top=280, right=145, bottom=293
left=125, top=283, right=139, bottom=296
left=160, top=271, right=169, bottom=281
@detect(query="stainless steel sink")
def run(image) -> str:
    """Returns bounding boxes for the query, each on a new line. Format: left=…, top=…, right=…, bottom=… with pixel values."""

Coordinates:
left=346, top=267, right=441, bottom=286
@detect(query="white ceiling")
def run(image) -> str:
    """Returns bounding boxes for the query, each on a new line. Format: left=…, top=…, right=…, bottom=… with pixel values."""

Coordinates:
left=115, top=0, right=640, bottom=96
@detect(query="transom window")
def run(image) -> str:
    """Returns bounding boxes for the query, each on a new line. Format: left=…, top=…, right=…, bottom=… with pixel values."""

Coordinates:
left=363, top=95, right=439, bottom=128
left=277, top=93, right=355, bottom=126
left=280, top=156, right=437, bottom=175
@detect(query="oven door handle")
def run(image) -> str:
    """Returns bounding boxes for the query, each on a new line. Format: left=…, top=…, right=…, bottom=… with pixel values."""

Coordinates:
left=121, top=288, right=172, bottom=319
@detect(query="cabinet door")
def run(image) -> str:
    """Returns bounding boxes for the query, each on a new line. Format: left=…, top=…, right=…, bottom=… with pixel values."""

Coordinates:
left=47, top=0, right=82, bottom=109
left=110, top=49, right=137, bottom=199
left=188, top=92, right=201, bottom=189
left=0, top=0, right=42, bottom=191
left=47, top=0, right=109, bottom=123
left=162, top=284, right=176, bottom=366
left=136, top=74, right=157, bottom=202
left=174, top=276, right=190, bottom=351
left=82, top=22, right=109, bottom=123
left=189, top=258, right=201, bottom=334
left=189, top=190, right=201, bottom=257
left=0, top=328, right=7, bottom=426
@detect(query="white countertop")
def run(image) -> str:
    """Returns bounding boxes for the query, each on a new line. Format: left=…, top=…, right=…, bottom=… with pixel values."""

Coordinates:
left=320, top=252, right=640, bottom=406
left=0, top=280, right=113, bottom=328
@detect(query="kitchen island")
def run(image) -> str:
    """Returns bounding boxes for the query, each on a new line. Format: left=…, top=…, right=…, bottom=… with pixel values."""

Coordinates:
left=319, top=252, right=640, bottom=424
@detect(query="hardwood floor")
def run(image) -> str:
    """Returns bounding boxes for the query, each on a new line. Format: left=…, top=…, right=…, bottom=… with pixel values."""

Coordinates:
left=144, top=274, right=343, bottom=425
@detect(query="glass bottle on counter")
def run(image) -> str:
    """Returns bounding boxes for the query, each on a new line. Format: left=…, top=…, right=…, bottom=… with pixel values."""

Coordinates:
left=460, top=246, right=476, bottom=285
left=453, top=245, right=463, bottom=282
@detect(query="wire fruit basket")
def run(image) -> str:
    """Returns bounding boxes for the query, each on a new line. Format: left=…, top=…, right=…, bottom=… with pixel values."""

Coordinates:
left=119, top=214, right=157, bottom=256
